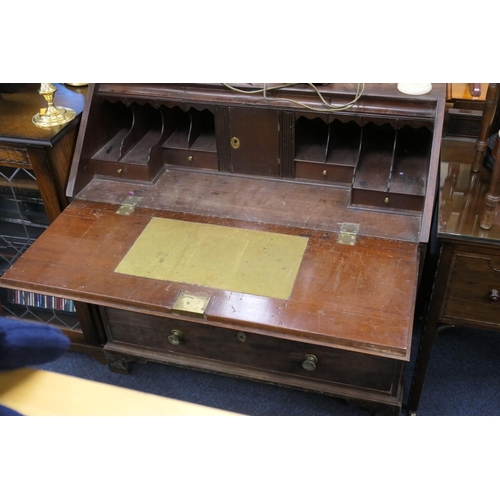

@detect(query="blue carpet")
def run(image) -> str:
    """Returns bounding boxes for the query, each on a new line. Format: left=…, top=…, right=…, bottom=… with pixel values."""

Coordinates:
left=413, top=326, right=500, bottom=416
left=32, top=320, right=500, bottom=416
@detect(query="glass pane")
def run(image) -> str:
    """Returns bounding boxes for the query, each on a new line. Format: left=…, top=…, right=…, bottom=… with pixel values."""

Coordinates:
left=0, top=166, right=80, bottom=331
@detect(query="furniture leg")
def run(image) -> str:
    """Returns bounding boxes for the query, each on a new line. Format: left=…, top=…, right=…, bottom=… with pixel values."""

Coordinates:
left=480, top=132, right=500, bottom=229
left=106, top=353, right=133, bottom=374
left=471, top=83, right=499, bottom=173
left=407, top=243, right=454, bottom=415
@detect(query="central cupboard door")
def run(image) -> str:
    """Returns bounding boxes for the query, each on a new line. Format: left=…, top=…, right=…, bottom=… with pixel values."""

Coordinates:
left=228, top=107, right=279, bottom=177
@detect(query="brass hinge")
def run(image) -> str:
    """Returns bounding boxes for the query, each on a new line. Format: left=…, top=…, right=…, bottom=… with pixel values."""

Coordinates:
left=115, top=196, right=142, bottom=216
left=338, top=222, right=360, bottom=246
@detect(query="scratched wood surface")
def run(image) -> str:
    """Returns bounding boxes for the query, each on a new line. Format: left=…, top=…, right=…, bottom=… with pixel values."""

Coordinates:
left=77, top=169, right=422, bottom=243
left=0, top=197, right=418, bottom=359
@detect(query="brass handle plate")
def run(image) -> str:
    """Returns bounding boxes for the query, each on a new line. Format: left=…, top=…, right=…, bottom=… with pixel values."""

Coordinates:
left=230, top=137, right=241, bottom=149
left=488, top=289, right=499, bottom=303
left=172, top=291, right=211, bottom=318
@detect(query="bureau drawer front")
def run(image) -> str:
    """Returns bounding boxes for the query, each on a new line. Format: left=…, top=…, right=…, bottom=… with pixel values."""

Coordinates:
left=350, top=189, right=424, bottom=212
left=295, top=161, right=354, bottom=184
left=164, top=149, right=219, bottom=170
left=92, top=159, right=153, bottom=182
left=104, top=307, right=398, bottom=392
left=443, top=252, right=500, bottom=325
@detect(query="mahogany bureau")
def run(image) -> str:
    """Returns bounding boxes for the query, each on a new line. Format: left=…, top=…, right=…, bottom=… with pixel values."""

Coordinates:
left=0, top=84, right=446, bottom=414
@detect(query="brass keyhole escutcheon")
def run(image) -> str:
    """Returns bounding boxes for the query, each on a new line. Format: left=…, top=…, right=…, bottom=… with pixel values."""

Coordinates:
left=237, top=331, right=247, bottom=342
left=230, top=137, right=241, bottom=149
left=302, top=354, right=318, bottom=371
left=167, top=329, right=183, bottom=346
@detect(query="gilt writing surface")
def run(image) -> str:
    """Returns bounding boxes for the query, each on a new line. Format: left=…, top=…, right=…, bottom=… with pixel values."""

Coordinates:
left=114, top=218, right=309, bottom=300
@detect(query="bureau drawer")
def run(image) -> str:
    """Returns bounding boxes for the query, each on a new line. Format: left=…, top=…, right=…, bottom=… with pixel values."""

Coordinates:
left=295, top=161, right=354, bottom=184
left=104, top=307, right=399, bottom=393
left=350, top=188, right=424, bottom=212
left=164, top=149, right=219, bottom=170
left=443, top=252, right=500, bottom=326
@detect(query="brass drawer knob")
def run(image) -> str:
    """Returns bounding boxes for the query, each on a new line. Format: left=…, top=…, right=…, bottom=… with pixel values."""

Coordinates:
left=384, top=197, right=390, bottom=204
left=322, top=169, right=328, bottom=177
left=488, top=289, right=499, bottom=303
left=167, top=329, right=183, bottom=346
left=117, top=168, right=123, bottom=174
left=187, top=155, right=193, bottom=161
left=302, top=354, right=318, bottom=371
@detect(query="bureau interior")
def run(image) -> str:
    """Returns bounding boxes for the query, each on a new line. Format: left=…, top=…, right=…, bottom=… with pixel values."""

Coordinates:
left=74, top=88, right=435, bottom=215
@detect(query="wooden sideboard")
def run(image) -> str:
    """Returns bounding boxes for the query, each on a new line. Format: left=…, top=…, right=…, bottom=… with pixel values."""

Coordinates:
left=0, top=83, right=446, bottom=414
left=0, top=83, right=106, bottom=361
left=408, top=143, right=500, bottom=414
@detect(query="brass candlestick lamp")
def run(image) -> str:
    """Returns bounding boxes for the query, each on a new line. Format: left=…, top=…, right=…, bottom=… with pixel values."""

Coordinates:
left=32, top=83, right=76, bottom=128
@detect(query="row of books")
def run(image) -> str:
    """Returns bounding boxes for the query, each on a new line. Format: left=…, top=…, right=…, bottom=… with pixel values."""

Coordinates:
left=8, top=290, right=76, bottom=313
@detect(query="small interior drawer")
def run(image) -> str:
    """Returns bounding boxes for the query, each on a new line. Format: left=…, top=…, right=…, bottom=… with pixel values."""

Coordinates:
left=350, top=189, right=424, bottom=212
left=295, top=161, right=354, bottom=184
left=163, top=149, right=219, bottom=170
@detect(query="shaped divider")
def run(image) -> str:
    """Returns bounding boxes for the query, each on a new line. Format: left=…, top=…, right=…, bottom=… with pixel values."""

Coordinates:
left=350, top=119, right=432, bottom=212
left=294, top=114, right=361, bottom=185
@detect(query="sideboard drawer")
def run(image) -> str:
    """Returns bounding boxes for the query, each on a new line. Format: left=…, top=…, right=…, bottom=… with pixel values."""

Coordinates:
left=443, top=251, right=500, bottom=326
left=0, top=145, right=31, bottom=167
left=104, top=307, right=399, bottom=393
